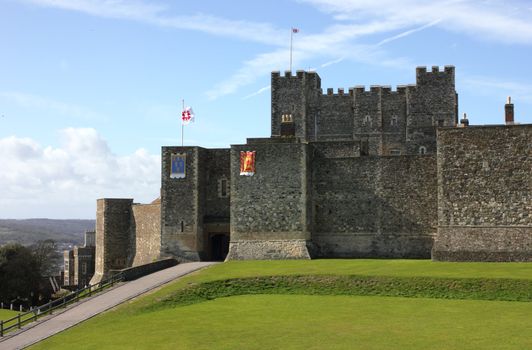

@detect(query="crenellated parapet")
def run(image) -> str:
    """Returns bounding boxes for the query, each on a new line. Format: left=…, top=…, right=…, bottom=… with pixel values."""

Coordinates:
left=270, top=66, right=457, bottom=155
left=416, top=65, right=455, bottom=86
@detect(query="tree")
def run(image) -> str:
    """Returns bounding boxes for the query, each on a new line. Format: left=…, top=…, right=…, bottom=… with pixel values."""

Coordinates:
left=0, top=244, right=41, bottom=307
left=30, top=239, right=61, bottom=277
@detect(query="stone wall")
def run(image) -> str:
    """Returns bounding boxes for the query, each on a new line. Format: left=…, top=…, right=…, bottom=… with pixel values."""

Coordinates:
left=131, top=202, right=161, bottom=266
left=161, top=146, right=202, bottom=261
left=433, top=124, right=532, bottom=261
left=227, top=139, right=311, bottom=259
left=312, top=146, right=437, bottom=258
left=161, top=146, right=231, bottom=261
left=203, top=149, right=231, bottom=221
left=90, top=198, right=133, bottom=285
left=319, top=92, right=352, bottom=140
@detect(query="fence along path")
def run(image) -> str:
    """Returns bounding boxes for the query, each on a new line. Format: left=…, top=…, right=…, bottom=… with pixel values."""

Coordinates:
left=0, top=262, right=218, bottom=350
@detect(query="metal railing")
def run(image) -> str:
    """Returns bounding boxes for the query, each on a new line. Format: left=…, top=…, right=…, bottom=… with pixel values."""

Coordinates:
left=0, top=272, right=124, bottom=337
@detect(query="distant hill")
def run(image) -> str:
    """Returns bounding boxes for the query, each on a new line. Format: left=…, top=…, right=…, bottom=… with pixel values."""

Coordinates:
left=0, top=219, right=95, bottom=246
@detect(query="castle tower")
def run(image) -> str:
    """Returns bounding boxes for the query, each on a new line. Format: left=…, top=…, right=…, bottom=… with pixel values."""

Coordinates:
left=406, top=66, right=457, bottom=154
left=90, top=198, right=133, bottom=285
left=271, top=70, right=321, bottom=141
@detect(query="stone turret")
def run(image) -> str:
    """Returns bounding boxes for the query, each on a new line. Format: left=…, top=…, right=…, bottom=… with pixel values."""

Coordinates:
left=271, top=70, right=321, bottom=141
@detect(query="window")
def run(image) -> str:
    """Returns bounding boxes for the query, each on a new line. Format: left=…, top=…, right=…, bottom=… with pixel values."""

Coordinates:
left=419, top=146, right=427, bottom=155
left=218, top=178, right=230, bottom=198
left=390, top=149, right=401, bottom=156
left=391, top=115, right=398, bottom=127
left=281, top=114, right=293, bottom=123
left=363, top=115, right=372, bottom=126
left=361, top=140, right=369, bottom=156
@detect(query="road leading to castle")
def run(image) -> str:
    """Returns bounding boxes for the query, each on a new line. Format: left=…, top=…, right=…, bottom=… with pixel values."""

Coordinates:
left=0, top=262, right=218, bottom=350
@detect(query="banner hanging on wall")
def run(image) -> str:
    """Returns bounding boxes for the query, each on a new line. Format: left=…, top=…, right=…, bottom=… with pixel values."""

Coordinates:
left=170, top=153, right=186, bottom=179
left=240, top=151, right=256, bottom=176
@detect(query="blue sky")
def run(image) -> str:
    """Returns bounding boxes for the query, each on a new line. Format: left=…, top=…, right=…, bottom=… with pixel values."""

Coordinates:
left=1, top=0, right=532, bottom=219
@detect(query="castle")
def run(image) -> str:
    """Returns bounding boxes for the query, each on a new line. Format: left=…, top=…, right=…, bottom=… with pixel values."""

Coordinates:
left=90, top=66, right=531, bottom=284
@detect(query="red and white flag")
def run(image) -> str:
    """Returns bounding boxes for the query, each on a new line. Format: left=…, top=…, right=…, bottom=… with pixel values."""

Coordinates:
left=181, top=106, right=195, bottom=125
left=292, top=28, right=299, bottom=33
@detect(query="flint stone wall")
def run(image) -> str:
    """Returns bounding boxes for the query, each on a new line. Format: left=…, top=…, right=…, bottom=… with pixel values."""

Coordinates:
left=312, top=146, right=437, bottom=258
left=131, top=202, right=161, bottom=266
left=227, top=140, right=311, bottom=260
left=433, top=125, right=532, bottom=261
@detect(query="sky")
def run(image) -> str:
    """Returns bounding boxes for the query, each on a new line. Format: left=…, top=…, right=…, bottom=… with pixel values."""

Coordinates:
left=1, top=0, right=532, bottom=219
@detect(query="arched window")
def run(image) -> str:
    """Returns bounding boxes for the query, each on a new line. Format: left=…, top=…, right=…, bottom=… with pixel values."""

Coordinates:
left=363, top=115, right=372, bottom=126
left=419, top=146, right=427, bottom=155
left=391, top=115, right=398, bottom=127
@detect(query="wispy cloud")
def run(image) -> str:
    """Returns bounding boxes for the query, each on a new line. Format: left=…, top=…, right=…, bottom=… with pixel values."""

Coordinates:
left=300, top=0, right=532, bottom=44
left=462, top=76, right=532, bottom=104
left=206, top=49, right=293, bottom=100
left=243, top=85, right=271, bottom=100
left=0, top=91, right=104, bottom=121
left=22, top=0, right=532, bottom=101
left=321, top=57, right=345, bottom=68
left=375, top=19, right=442, bottom=47
left=21, top=0, right=285, bottom=45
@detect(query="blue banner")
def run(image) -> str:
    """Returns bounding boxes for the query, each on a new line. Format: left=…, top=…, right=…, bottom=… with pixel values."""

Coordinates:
left=170, top=153, right=186, bottom=179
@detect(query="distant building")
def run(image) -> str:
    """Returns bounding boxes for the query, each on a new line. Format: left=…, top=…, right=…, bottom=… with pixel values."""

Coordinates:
left=63, top=231, right=95, bottom=288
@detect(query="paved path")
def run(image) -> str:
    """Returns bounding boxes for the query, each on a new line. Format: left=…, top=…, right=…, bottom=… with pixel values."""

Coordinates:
left=0, top=262, right=218, bottom=350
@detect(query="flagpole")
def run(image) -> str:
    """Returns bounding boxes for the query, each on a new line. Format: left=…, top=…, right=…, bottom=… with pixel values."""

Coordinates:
left=289, top=29, right=293, bottom=72
left=181, top=99, right=184, bottom=147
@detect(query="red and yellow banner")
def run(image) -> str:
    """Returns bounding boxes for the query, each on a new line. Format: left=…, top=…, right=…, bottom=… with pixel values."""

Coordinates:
left=240, top=151, right=256, bottom=176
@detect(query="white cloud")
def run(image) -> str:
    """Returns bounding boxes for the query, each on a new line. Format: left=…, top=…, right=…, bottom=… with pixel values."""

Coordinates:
left=243, top=85, right=271, bottom=100
left=0, top=128, right=160, bottom=218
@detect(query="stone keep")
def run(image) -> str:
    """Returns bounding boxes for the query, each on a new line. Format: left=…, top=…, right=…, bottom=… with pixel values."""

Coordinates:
left=91, top=66, right=531, bottom=275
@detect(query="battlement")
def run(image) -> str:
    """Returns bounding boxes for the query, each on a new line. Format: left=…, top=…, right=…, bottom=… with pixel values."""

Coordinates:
left=416, top=65, right=455, bottom=86
left=348, top=85, right=409, bottom=95
left=271, top=70, right=319, bottom=79
left=271, top=70, right=321, bottom=90
left=324, top=87, right=349, bottom=96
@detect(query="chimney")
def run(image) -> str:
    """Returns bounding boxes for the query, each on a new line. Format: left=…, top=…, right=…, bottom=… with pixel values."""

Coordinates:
left=460, top=113, right=469, bottom=127
left=505, top=96, right=514, bottom=125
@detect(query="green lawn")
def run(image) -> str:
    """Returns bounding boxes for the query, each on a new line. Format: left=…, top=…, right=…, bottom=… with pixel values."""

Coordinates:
left=30, top=260, right=532, bottom=349
left=0, top=309, right=19, bottom=321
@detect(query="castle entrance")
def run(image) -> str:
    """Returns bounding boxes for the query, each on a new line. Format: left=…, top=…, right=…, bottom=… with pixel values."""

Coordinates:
left=210, top=233, right=230, bottom=261
left=203, top=221, right=230, bottom=261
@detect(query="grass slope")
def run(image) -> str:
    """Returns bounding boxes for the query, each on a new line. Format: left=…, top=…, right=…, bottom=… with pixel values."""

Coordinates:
left=30, top=260, right=532, bottom=350
left=0, top=309, right=19, bottom=321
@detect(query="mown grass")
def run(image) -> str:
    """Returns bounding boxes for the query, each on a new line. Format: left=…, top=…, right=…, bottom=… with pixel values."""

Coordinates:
left=0, top=309, right=19, bottom=321
left=30, top=260, right=532, bottom=350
